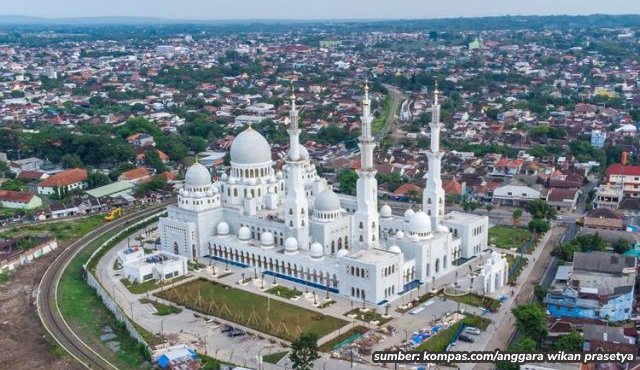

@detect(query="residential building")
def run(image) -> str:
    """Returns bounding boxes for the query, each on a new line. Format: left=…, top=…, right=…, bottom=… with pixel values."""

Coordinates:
left=607, top=164, right=640, bottom=198
left=546, top=187, right=580, bottom=212
left=0, top=190, right=42, bottom=209
left=492, top=185, right=541, bottom=207
left=544, top=252, right=636, bottom=322
left=36, top=168, right=87, bottom=196
left=583, top=208, right=624, bottom=231
left=590, top=129, right=607, bottom=148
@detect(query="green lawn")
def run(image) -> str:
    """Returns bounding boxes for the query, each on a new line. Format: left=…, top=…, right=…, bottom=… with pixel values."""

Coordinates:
left=344, top=307, right=392, bottom=325
left=318, top=326, right=369, bottom=352
left=262, top=351, right=289, bottom=364
left=139, top=298, right=182, bottom=316
left=121, top=275, right=189, bottom=295
left=416, top=314, right=490, bottom=352
left=266, top=285, right=303, bottom=299
left=488, top=225, right=531, bottom=250
left=58, top=229, right=154, bottom=369
left=156, top=278, right=348, bottom=341
left=441, top=293, right=501, bottom=311
left=0, top=215, right=104, bottom=244
left=397, top=291, right=438, bottom=313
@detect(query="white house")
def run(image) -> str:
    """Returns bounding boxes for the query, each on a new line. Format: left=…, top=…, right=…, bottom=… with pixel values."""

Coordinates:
left=492, top=185, right=541, bottom=206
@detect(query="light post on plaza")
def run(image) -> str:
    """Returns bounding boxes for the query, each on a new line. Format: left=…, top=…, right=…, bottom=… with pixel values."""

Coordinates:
left=212, top=263, right=216, bottom=276
left=225, top=262, right=229, bottom=271
left=254, top=267, right=257, bottom=279
left=261, top=273, right=265, bottom=290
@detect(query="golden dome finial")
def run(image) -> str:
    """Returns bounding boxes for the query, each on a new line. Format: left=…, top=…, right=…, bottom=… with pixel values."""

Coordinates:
left=290, top=79, right=296, bottom=100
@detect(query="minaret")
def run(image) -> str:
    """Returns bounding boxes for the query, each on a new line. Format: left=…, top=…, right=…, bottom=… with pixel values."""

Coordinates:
left=352, top=81, right=380, bottom=250
left=284, top=83, right=310, bottom=250
left=423, top=84, right=446, bottom=229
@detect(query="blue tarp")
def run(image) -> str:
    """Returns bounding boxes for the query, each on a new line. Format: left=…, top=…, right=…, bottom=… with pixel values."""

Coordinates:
left=157, top=349, right=197, bottom=368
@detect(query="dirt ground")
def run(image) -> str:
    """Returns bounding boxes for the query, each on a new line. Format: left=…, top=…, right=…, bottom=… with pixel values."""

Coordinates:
left=0, top=249, right=82, bottom=370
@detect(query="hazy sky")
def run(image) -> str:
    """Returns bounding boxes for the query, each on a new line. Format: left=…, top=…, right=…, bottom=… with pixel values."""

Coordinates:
left=3, top=0, right=640, bottom=20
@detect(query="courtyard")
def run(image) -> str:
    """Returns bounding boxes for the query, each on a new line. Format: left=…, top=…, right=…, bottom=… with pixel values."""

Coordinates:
left=155, top=277, right=348, bottom=341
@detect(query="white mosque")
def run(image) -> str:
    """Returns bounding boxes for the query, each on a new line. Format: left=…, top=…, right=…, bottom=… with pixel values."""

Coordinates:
left=158, top=84, right=490, bottom=304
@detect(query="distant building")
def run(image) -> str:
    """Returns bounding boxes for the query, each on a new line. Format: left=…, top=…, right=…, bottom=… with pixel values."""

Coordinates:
left=9, top=157, right=44, bottom=174
left=233, top=115, right=266, bottom=128
left=607, top=164, right=640, bottom=198
left=544, top=252, right=636, bottom=322
left=320, top=40, right=342, bottom=48
left=592, top=184, right=624, bottom=210
left=583, top=208, right=624, bottom=231
left=0, top=190, right=42, bottom=209
left=36, top=168, right=87, bottom=196
left=468, top=37, right=483, bottom=50
left=126, top=133, right=156, bottom=148
left=546, top=187, right=580, bottom=212
left=590, top=129, right=607, bottom=148
left=492, top=185, right=541, bottom=207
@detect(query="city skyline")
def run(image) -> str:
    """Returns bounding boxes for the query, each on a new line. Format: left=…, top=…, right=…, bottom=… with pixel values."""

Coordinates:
left=2, top=0, right=640, bottom=21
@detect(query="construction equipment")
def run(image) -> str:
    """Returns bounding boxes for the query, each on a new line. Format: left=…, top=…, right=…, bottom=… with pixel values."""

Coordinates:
left=105, top=207, right=123, bottom=221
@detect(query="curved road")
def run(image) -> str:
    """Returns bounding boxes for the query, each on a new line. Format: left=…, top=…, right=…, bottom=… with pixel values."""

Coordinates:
left=36, top=202, right=171, bottom=370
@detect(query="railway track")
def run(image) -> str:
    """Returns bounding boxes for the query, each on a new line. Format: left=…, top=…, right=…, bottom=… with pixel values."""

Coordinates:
left=36, top=202, right=171, bottom=370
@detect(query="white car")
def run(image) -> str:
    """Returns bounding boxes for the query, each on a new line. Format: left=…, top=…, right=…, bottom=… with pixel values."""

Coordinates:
left=465, top=327, right=481, bottom=335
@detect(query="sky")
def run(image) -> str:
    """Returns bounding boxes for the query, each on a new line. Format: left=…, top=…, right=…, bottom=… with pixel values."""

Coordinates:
left=3, top=0, right=640, bottom=20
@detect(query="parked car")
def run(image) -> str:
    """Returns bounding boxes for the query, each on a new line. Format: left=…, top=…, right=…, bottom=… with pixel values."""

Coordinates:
left=458, top=335, right=474, bottom=343
left=228, top=329, right=246, bottom=337
left=221, top=325, right=234, bottom=333
left=465, top=327, right=481, bottom=335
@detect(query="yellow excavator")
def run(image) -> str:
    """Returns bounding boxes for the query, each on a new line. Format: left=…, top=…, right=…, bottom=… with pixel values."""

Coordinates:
left=105, top=207, right=123, bottom=221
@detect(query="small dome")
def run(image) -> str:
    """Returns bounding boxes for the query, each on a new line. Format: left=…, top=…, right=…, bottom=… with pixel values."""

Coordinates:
left=216, top=222, right=230, bottom=236
left=395, top=230, right=405, bottom=239
left=436, top=224, right=449, bottom=233
left=408, top=211, right=431, bottom=234
left=185, top=162, right=211, bottom=187
left=380, top=204, right=392, bottom=218
left=336, top=249, right=349, bottom=258
left=284, top=237, right=298, bottom=253
left=230, top=127, right=272, bottom=165
left=388, top=245, right=402, bottom=254
left=220, top=172, right=228, bottom=181
left=261, top=231, right=274, bottom=246
left=404, top=208, right=415, bottom=222
left=310, top=242, right=323, bottom=259
left=314, top=189, right=341, bottom=212
left=238, top=226, right=251, bottom=241
left=228, top=176, right=237, bottom=185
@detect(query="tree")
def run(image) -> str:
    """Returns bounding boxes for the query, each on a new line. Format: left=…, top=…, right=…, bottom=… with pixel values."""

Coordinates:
left=526, top=199, right=556, bottom=220
left=87, top=171, right=111, bottom=189
left=144, top=149, right=166, bottom=173
left=497, top=337, right=537, bottom=370
left=552, top=330, right=583, bottom=351
left=528, top=218, right=550, bottom=235
left=512, top=303, right=548, bottom=344
left=512, top=209, right=523, bottom=228
left=613, top=238, right=631, bottom=254
left=337, top=170, right=358, bottom=195
left=61, top=153, right=84, bottom=169
left=290, top=333, right=319, bottom=370
left=485, top=204, right=494, bottom=213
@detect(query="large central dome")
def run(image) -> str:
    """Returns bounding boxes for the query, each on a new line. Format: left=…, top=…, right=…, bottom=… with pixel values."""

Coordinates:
left=230, top=127, right=272, bottom=165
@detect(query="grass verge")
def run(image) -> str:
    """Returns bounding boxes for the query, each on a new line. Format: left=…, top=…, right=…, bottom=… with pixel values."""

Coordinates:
left=344, top=307, right=392, bottom=325
left=415, top=314, right=490, bottom=352
left=121, top=275, right=189, bottom=295
left=139, top=298, right=182, bottom=316
left=441, top=292, right=501, bottom=311
left=318, top=326, right=369, bottom=352
left=266, top=285, right=303, bottom=299
left=262, top=351, right=289, bottom=364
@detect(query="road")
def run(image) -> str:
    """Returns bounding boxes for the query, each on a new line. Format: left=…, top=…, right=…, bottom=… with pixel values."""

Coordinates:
left=36, top=201, right=171, bottom=370
left=470, top=225, right=565, bottom=370
left=375, top=85, right=404, bottom=141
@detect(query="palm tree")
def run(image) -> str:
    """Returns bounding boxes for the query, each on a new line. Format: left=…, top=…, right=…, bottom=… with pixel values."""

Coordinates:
left=512, top=209, right=523, bottom=228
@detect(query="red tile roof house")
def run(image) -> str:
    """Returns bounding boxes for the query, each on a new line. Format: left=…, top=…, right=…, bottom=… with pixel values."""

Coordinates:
left=37, top=168, right=87, bottom=196
left=118, top=167, right=151, bottom=184
left=546, top=187, right=581, bottom=212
